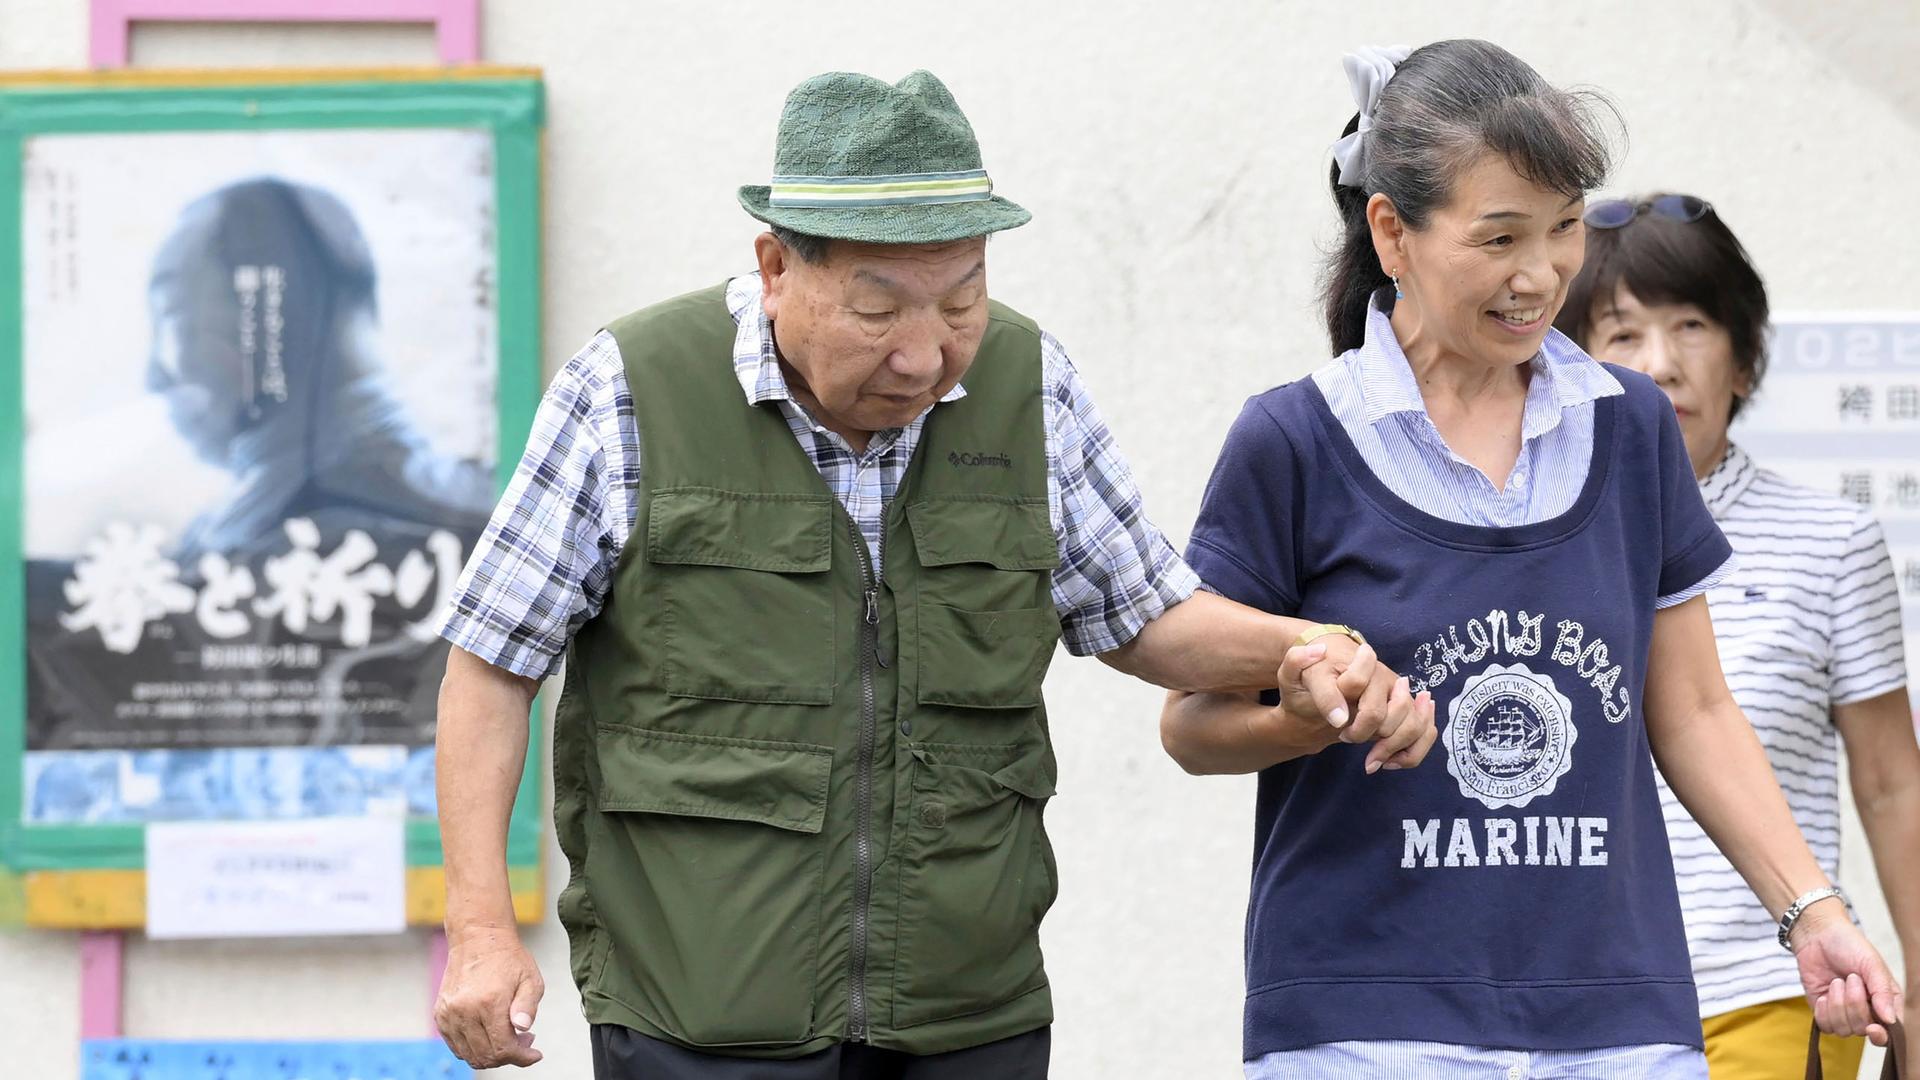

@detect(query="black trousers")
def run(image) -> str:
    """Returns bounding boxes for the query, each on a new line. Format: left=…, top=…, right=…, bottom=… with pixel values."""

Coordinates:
left=591, top=1024, right=1051, bottom=1080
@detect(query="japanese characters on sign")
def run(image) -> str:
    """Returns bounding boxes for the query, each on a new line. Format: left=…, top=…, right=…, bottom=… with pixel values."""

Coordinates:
left=1735, top=317, right=1920, bottom=712
left=0, top=74, right=545, bottom=932
left=18, top=126, right=501, bottom=827
left=63, top=519, right=462, bottom=657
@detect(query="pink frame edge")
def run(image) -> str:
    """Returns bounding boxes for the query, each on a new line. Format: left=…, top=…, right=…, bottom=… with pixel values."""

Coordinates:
left=88, top=0, right=481, bottom=67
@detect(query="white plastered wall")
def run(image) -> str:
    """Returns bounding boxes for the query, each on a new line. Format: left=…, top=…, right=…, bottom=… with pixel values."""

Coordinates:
left=1, top=2, right=1914, bottom=1076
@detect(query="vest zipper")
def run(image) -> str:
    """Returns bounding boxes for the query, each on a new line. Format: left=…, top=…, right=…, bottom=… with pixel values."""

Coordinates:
left=846, top=515, right=882, bottom=1042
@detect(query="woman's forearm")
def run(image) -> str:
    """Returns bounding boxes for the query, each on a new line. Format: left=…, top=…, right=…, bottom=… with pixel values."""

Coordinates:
left=1857, top=782, right=1920, bottom=969
left=1160, top=690, right=1337, bottom=775
left=1646, top=598, right=1832, bottom=919
left=1838, top=689, right=1920, bottom=973
left=1650, top=696, right=1830, bottom=918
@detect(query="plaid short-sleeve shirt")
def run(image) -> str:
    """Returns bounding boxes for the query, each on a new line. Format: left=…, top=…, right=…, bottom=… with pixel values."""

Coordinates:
left=440, top=275, right=1199, bottom=680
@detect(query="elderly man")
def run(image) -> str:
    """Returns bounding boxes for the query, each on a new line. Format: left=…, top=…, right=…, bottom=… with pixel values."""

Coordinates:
left=431, top=70, right=1434, bottom=1079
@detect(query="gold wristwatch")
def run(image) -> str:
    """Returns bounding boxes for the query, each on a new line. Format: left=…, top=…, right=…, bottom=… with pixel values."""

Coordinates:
left=1293, top=623, right=1367, bottom=649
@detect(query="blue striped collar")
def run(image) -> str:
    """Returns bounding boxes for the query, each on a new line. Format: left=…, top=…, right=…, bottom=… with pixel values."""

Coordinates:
left=724, top=273, right=969, bottom=409
left=1698, top=443, right=1756, bottom=516
left=1354, top=302, right=1623, bottom=442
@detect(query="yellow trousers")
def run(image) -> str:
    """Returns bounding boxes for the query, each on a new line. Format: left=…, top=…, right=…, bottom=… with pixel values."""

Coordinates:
left=1703, top=997, right=1866, bottom=1080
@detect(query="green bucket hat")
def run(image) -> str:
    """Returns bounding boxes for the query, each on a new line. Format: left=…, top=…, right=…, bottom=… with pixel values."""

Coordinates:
left=738, top=69, right=1031, bottom=246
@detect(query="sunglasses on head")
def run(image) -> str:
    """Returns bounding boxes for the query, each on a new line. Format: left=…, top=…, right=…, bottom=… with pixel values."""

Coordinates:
left=1582, top=194, right=1712, bottom=230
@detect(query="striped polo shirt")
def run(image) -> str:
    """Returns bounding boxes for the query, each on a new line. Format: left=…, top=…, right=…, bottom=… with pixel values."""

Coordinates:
left=1663, top=444, right=1909, bottom=1018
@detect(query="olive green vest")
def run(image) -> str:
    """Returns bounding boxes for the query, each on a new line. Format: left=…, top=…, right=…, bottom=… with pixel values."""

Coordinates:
left=552, top=283, right=1063, bottom=1058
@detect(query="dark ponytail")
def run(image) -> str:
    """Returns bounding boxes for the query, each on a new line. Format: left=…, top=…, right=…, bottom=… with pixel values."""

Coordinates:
left=1322, top=113, right=1392, bottom=355
left=1318, top=40, right=1618, bottom=355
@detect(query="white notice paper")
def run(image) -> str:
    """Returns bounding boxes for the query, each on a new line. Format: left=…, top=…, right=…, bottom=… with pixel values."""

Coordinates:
left=145, top=818, right=406, bottom=939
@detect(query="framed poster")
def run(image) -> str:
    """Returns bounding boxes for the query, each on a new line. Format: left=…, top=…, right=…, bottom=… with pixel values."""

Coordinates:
left=0, top=68, right=545, bottom=928
left=1734, top=315, right=1920, bottom=718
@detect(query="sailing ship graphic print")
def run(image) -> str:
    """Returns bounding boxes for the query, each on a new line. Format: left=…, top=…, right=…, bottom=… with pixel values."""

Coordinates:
left=1442, top=662, right=1577, bottom=809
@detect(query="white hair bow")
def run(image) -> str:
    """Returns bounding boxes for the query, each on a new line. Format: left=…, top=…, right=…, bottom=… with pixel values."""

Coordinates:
left=1330, top=44, right=1413, bottom=189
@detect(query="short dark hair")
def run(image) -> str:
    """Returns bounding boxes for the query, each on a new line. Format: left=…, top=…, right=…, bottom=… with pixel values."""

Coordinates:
left=1321, top=39, right=1617, bottom=354
left=1556, top=196, right=1770, bottom=419
left=770, top=225, right=832, bottom=265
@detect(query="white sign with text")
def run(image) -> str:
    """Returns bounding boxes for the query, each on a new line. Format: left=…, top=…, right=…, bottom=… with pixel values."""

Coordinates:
left=1738, top=314, right=1920, bottom=714
left=145, top=817, right=405, bottom=939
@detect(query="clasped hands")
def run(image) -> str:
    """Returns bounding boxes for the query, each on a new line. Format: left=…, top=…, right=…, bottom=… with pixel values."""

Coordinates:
left=1274, top=635, right=1439, bottom=773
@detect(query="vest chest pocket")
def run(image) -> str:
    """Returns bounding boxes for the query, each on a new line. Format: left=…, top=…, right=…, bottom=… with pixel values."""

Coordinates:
left=907, top=498, right=1061, bottom=709
left=648, top=489, right=836, bottom=705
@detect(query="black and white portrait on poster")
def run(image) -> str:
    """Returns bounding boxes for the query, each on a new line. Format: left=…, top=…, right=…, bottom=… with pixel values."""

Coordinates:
left=20, top=127, right=501, bottom=824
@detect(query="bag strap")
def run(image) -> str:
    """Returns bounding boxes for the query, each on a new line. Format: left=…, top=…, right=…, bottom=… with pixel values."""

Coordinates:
left=1806, top=1020, right=1907, bottom=1080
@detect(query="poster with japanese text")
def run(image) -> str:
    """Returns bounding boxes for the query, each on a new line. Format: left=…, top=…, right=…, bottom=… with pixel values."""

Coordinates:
left=0, top=71, right=546, bottom=928
left=1733, top=316, right=1920, bottom=718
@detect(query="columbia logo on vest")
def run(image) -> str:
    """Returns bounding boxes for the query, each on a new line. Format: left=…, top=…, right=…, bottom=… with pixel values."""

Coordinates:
left=948, top=450, right=1012, bottom=469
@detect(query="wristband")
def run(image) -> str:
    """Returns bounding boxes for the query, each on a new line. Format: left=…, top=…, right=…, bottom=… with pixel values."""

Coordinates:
left=1777, top=885, right=1847, bottom=951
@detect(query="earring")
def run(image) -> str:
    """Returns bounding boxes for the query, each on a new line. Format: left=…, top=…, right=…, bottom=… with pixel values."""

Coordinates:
left=1390, top=269, right=1403, bottom=300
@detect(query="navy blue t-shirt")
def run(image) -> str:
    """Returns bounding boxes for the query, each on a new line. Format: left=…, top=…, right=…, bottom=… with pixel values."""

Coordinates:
left=1186, top=367, right=1733, bottom=1057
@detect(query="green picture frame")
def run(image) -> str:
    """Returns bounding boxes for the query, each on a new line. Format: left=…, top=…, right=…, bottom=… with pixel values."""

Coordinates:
left=0, top=68, right=546, bottom=928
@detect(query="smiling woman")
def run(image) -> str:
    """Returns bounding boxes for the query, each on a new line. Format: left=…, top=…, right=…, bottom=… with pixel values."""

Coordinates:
left=1321, top=40, right=1613, bottom=356
left=1163, top=38, right=1903, bottom=1080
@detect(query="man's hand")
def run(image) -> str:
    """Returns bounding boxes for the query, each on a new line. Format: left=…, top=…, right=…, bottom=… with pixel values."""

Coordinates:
left=1278, top=639, right=1438, bottom=773
left=1791, top=899, right=1904, bottom=1046
left=435, top=924, right=546, bottom=1069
